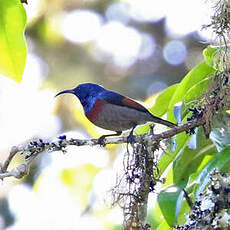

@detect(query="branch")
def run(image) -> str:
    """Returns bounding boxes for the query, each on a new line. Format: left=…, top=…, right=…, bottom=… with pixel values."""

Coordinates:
left=0, top=117, right=204, bottom=180
left=121, top=142, right=158, bottom=230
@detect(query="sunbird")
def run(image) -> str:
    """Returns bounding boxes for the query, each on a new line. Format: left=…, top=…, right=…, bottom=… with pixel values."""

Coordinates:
left=56, top=83, right=176, bottom=143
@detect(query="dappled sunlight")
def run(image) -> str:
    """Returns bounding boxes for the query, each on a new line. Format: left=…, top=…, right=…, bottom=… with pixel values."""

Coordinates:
left=6, top=153, right=120, bottom=230
left=25, top=0, right=41, bottom=23
left=124, top=0, right=167, bottom=22
left=0, top=53, right=60, bottom=149
left=0, top=0, right=221, bottom=229
left=61, top=9, right=103, bottom=44
left=47, top=131, right=109, bottom=169
left=164, top=0, right=213, bottom=38
left=7, top=182, right=83, bottom=230
left=95, top=21, right=142, bottom=67
left=105, top=2, right=130, bottom=24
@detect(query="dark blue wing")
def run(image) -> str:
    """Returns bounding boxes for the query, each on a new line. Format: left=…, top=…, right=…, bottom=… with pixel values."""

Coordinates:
left=98, top=90, right=149, bottom=113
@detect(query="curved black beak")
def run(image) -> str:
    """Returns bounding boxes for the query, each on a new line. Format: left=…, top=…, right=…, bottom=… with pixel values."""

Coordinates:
left=55, top=89, right=75, bottom=97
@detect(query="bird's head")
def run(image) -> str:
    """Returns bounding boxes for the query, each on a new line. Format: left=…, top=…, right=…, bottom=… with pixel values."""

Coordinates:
left=55, top=83, right=105, bottom=102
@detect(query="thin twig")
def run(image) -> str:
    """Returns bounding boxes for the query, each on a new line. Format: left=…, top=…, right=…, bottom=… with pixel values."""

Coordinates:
left=1, top=146, right=18, bottom=172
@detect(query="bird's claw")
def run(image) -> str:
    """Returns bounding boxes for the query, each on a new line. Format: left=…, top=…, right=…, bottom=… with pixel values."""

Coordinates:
left=127, top=133, right=135, bottom=144
left=97, top=136, right=106, bottom=147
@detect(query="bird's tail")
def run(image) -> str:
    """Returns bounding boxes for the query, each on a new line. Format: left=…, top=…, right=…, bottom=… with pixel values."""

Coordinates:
left=150, top=115, right=177, bottom=128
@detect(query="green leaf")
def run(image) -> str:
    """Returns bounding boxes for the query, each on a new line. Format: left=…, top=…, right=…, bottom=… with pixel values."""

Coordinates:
left=195, top=146, right=230, bottom=197
left=162, top=165, right=174, bottom=187
left=184, top=78, right=211, bottom=103
left=147, top=207, right=163, bottom=230
left=167, top=62, right=215, bottom=122
left=158, top=108, right=208, bottom=180
left=149, top=84, right=179, bottom=117
left=158, top=185, right=184, bottom=226
left=184, top=155, right=214, bottom=194
left=173, top=127, right=216, bottom=184
left=176, top=198, right=190, bottom=225
left=203, top=46, right=218, bottom=67
left=0, top=0, right=27, bottom=82
left=158, top=131, right=189, bottom=178
left=156, top=220, right=172, bottom=230
left=158, top=130, right=216, bottom=223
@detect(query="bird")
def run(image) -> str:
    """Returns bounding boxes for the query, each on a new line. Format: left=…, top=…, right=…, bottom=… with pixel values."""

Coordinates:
left=55, top=83, right=176, bottom=144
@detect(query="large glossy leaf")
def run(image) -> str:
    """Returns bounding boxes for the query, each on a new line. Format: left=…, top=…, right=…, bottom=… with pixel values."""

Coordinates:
left=149, top=83, right=179, bottom=117
left=155, top=47, right=220, bottom=228
left=167, top=62, right=215, bottom=122
left=173, top=127, right=216, bottom=184
left=203, top=46, right=218, bottom=67
left=183, top=78, right=211, bottom=103
left=0, top=0, right=27, bottom=82
left=195, top=146, right=230, bottom=197
left=158, top=50, right=216, bottom=175
left=183, top=155, right=214, bottom=195
left=158, top=130, right=190, bottom=178
left=158, top=129, right=216, bottom=225
left=158, top=185, right=184, bottom=226
left=147, top=206, right=163, bottom=230
left=156, top=220, right=172, bottom=230
left=176, top=198, right=190, bottom=226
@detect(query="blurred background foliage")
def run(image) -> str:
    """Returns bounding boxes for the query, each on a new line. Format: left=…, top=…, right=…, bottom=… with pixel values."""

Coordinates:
left=0, top=0, right=216, bottom=229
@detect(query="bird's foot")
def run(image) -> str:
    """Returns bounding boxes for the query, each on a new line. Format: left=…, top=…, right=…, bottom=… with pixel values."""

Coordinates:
left=97, top=136, right=106, bottom=147
left=127, top=132, right=135, bottom=143
left=127, top=125, right=136, bottom=144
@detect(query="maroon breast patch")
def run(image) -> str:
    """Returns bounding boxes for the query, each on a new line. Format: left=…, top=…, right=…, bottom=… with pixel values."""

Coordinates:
left=86, top=99, right=106, bottom=122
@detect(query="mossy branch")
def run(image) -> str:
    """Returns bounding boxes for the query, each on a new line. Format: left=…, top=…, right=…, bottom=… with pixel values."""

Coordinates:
left=0, top=117, right=205, bottom=180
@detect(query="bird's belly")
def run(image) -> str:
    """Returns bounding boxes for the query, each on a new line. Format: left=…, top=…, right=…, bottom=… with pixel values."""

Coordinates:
left=91, top=104, right=152, bottom=131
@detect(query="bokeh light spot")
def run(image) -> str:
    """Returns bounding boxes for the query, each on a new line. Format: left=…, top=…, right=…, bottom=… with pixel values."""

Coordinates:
left=124, top=0, right=166, bottom=22
left=61, top=9, right=103, bottom=43
left=138, top=33, right=156, bottom=60
left=105, top=2, right=130, bottom=24
left=147, top=81, right=168, bottom=97
left=164, top=0, right=214, bottom=38
left=0, top=53, right=60, bottom=149
left=163, top=40, right=187, bottom=66
left=95, top=21, right=142, bottom=67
